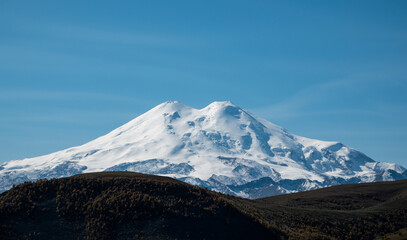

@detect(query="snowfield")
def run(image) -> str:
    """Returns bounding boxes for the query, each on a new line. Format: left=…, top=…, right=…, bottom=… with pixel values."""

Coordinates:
left=1, top=101, right=406, bottom=198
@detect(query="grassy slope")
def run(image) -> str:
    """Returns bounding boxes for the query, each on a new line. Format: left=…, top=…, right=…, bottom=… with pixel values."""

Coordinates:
left=1, top=172, right=407, bottom=240
left=229, top=179, right=407, bottom=239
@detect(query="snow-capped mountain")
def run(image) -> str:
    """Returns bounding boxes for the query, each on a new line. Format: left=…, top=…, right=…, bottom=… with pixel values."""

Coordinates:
left=1, top=101, right=406, bottom=198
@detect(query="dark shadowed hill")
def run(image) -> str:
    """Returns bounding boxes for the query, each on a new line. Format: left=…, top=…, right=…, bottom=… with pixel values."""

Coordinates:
left=1, top=172, right=407, bottom=240
left=233, top=179, right=407, bottom=239
left=0, top=172, right=283, bottom=240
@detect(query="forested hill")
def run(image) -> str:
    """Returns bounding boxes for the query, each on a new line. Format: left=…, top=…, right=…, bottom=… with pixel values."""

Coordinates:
left=233, top=179, right=407, bottom=239
left=0, top=172, right=283, bottom=240
left=1, top=172, right=407, bottom=240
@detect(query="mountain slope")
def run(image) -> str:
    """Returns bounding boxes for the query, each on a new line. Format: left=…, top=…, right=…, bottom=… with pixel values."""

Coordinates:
left=0, top=101, right=406, bottom=198
left=1, top=172, right=407, bottom=240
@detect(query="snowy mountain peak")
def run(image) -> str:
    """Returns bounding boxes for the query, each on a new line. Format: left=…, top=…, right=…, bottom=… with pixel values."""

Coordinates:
left=148, top=100, right=190, bottom=115
left=203, top=101, right=248, bottom=119
left=1, top=101, right=406, bottom=198
left=204, top=100, right=238, bottom=111
left=157, top=100, right=185, bottom=108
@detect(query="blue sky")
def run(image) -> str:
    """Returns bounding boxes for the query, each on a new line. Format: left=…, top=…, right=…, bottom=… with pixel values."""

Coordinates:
left=1, top=1, right=406, bottom=166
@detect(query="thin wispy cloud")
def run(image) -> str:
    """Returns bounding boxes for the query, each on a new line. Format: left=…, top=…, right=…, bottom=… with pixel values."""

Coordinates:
left=0, top=89, right=152, bottom=104
left=250, top=73, right=401, bottom=120
left=0, top=108, right=137, bottom=125
left=0, top=89, right=155, bottom=127
left=306, top=129, right=407, bottom=138
left=37, top=23, right=183, bottom=47
left=3, top=14, right=195, bottom=48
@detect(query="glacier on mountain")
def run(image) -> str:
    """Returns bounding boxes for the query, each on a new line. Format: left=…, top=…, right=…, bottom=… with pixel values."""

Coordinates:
left=1, top=101, right=406, bottom=198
